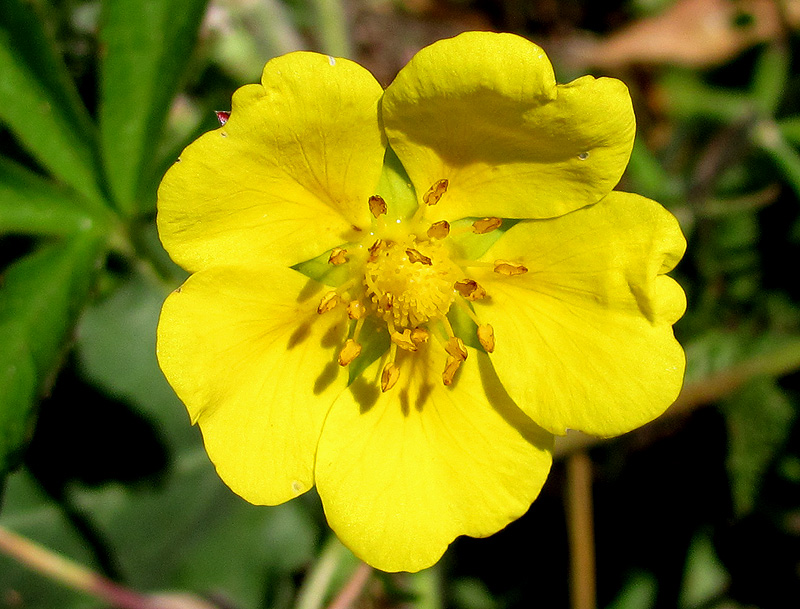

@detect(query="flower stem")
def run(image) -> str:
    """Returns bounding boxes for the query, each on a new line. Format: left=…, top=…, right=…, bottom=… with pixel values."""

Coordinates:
left=295, top=536, right=348, bottom=609
left=310, top=0, right=353, bottom=58
left=0, top=525, right=156, bottom=609
left=325, top=562, right=373, bottom=609
left=566, top=452, right=596, bottom=609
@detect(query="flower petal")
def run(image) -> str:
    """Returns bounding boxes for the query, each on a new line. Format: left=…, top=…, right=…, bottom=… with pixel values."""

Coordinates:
left=157, top=264, right=349, bottom=504
left=158, top=52, right=385, bottom=272
left=471, top=192, right=686, bottom=436
left=381, top=32, right=635, bottom=220
left=315, top=345, right=553, bottom=573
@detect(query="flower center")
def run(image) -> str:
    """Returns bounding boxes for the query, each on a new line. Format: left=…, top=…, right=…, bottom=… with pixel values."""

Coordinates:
left=315, top=179, right=527, bottom=392
left=363, top=237, right=459, bottom=329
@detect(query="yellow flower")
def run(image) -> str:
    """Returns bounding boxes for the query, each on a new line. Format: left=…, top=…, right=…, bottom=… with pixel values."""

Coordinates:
left=156, top=32, right=686, bottom=572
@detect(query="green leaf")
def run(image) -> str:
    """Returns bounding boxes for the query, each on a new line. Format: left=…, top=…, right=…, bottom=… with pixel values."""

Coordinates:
left=605, top=570, right=657, bottom=609
left=661, top=69, right=752, bottom=124
left=99, top=0, right=209, bottom=214
left=750, top=43, right=789, bottom=117
left=624, top=137, right=683, bottom=206
left=721, top=376, right=796, bottom=517
left=751, top=121, right=800, bottom=199
left=778, top=115, right=800, bottom=146
left=0, top=234, right=105, bottom=477
left=0, top=2, right=104, bottom=205
left=0, top=157, right=111, bottom=237
left=678, top=531, right=729, bottom=609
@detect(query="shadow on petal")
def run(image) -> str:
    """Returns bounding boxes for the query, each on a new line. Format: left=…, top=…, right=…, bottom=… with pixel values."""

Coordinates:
left=477, top=353, right=554, bottom=452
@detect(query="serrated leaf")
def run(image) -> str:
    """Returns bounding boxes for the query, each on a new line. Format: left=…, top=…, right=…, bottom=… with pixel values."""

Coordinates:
left=99, top=0, right=209, bottom=214
left=0, top=234, right=104, bottom=477
left=721, top=376, right=796, bottom=517
left=0, top=157, right=110, bottom=237
left=0, top=3, right=104, bottom=206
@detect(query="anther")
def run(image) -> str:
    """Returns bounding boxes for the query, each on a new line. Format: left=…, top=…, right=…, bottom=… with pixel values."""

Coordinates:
left=427, top=220, right=450, bottom=240
left=445, top=336, right=468, bottom=361
left=347, top=300, right=366, bottom=320
left=493, top=260, right=528, bottom=276
left=477, top=324, right=495, bottom=353
left=328, top=247, right=347, bottom=265
left=369, top=195, right=387, bottom=218
left=317, top=291, right=340, bottom=314
left=381, top=362, right=400, bottom=392
left=454, top=279, right=487, bottom=301
left=423, top=179, right=449, bottom=206
left=406, top=248, right=432, bottom=265
left=410, top=327, right=429, bottom=345
left=338, top=339, right=362, bottom=366
left=442, top=356, right=462, bottom=386
left=368, top=239, right=386, bottom=262
left=391, top=329, right=418, bottom=352
left=472, top=217, right=502, bottom=234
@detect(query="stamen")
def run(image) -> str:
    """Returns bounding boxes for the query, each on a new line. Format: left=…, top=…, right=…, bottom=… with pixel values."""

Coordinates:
left=445, top=336, right=467, bottom=361
left=442, top=356, right=462, bottom=386
left=338, top=339, right=362, bottom=366
left=410, top=327, right=429, bottom=345
left=328, top=247, right=348, bottom=265
left=493, top=260, right=528, bottom=276
left=381, top=362, right=400, bottom=392
left=472, top=217, right=502, bottom=234
left=422, top=179, right=449, bottom=206
left=317, top=291, right=340, bottom=314
left=477, top=324, right=495, bottom=353
left=368, top=239, right=387, bottom=262
left=427, top=220, right=450, bottom=240
left=391, top=328, right=418, bottom=352
left=369, top=195, right=387, bottom=218
left=406, top=248, right=432, bottom=265
left=347, top=300, right=366, bottom=320
left=454, top=279, right=487, bottom=301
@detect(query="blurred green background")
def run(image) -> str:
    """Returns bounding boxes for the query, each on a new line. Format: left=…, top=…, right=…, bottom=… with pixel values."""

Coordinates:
left=1, top=0, right=800, bottom=608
